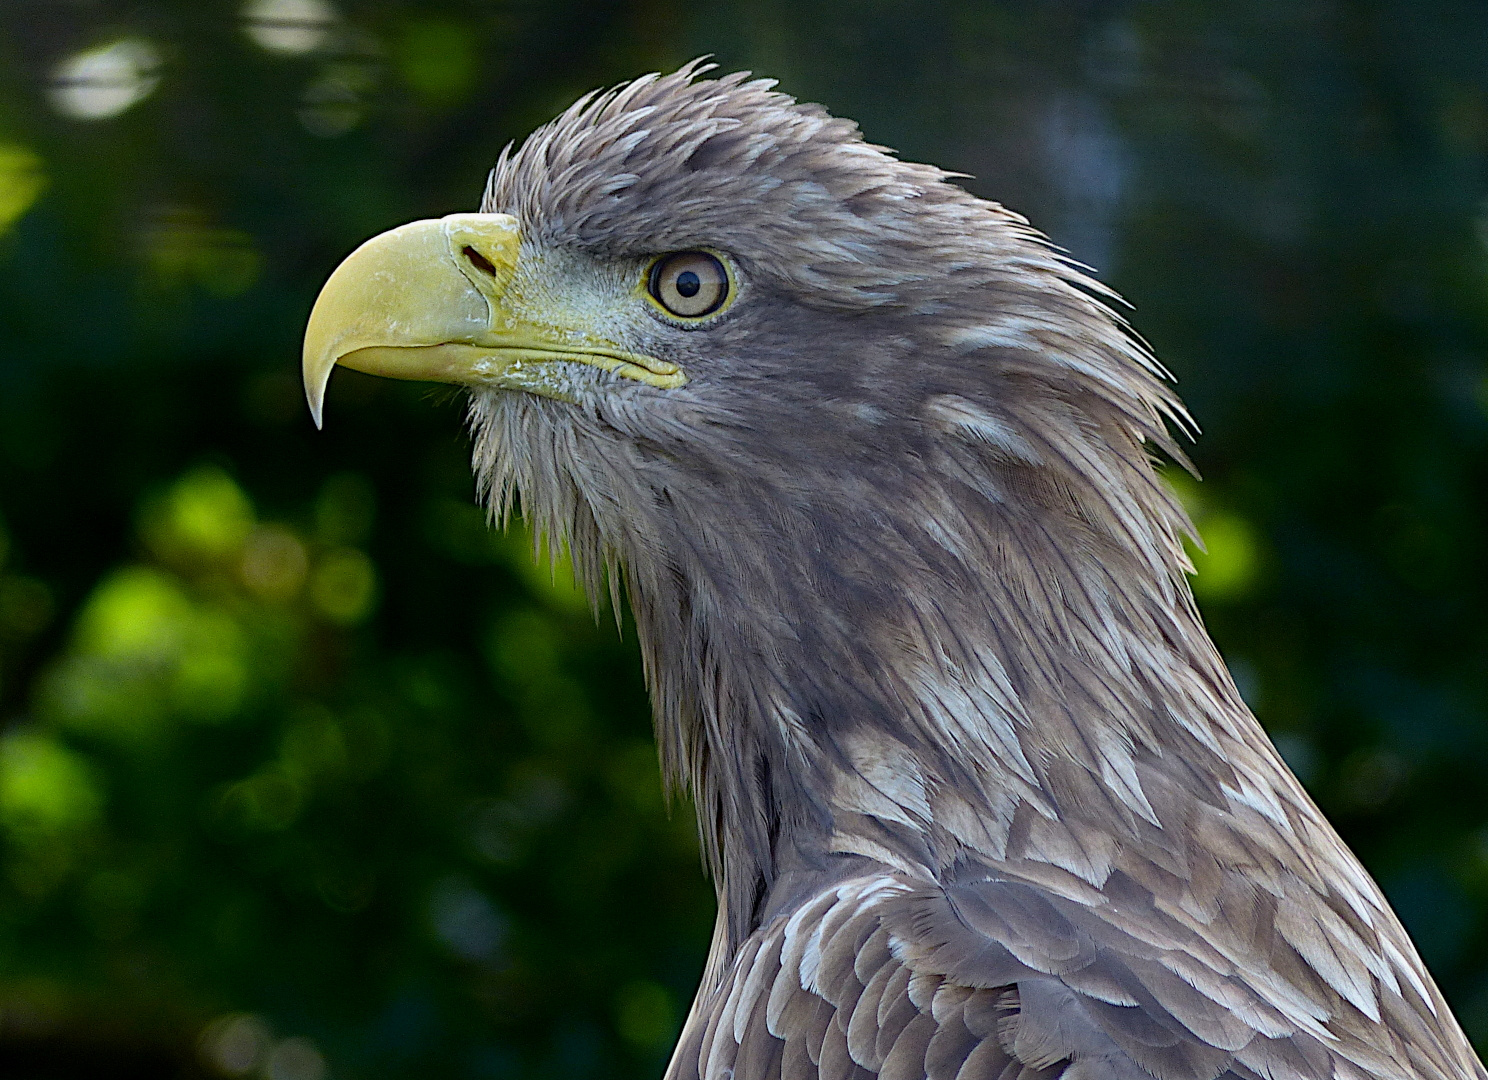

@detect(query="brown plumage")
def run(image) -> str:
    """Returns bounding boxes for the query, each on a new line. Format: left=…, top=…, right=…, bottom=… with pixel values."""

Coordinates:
left=308, top=62, right=1486, bottom=1080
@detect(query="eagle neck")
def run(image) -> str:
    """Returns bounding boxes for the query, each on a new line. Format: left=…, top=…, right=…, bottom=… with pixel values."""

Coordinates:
left=634, top=443, right=1268, bottom=971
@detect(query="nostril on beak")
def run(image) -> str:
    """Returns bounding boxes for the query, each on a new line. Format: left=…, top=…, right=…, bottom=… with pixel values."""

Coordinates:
left=462, top=246, right=498, bottom=276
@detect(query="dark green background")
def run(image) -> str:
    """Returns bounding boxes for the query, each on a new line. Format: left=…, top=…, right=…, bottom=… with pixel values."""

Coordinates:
left=0, top=2, right=1484, bottom=1077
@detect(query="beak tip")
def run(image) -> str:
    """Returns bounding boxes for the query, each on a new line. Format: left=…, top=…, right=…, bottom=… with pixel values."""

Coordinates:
left=303, top=351, right=333, bottom=431
left=305, top=375, right=327, bottom=430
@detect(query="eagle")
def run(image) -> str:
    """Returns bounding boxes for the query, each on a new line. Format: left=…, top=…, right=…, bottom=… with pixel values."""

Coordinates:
left=302, top=64, right=1484, bottom=1080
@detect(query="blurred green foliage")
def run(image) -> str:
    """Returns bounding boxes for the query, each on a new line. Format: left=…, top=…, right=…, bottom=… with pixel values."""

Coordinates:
left=0, top=1, right=1484, bottom=1078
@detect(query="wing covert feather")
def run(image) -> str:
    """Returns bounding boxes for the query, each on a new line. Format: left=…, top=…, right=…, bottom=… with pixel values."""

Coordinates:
left=665, top=871, right=1481, bottom=1080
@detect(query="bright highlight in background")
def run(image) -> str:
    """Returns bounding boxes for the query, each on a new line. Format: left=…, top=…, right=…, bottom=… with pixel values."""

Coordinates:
left=242, top=0, right=338, bottom=55
left=0, top=145, right=45, bottom=232
left=49, top=38, right=161, bottom=120
left=1163, top=469, right=1262, bottom=603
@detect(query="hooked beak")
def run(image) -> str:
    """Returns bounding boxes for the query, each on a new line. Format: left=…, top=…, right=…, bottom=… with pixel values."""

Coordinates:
left=302, top=213, right=685, bottom=427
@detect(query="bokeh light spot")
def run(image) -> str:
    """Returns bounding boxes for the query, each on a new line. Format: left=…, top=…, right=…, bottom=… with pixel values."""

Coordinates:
left=0, top=730, right=102, bottom=837
left=241, top=525, right=309, bottom=601
left=0, top=145, right=46, bottom=232
left=143, top=466, right=256, bottom=564
left=75, top=567, right=194, bottom=663
left=199, top=1013, right=272, bottom=1076
left=468, top=799, right=520, bottom=864
left=1188, top=512, right=1259, bottom=601
left=299, top=62, right=375, bottom=137
left=143, top=209, right=263, bottom=296
left=310, top=548, right=377, bottom=623
left=215, top=769, right=304, bottom=832
left=314, top=472, right=375, bottom=545
left=242, top=0, right=338, bottom=55
left=614, top=980, right=676, bottom=1047
left=50, top=38, right=161, bottom=120
left=1164, top=469, right=1263, bottom=602
left=279, top=709, right=349, bottom=781
left=46, top=565, right=251, bottom=738
left=170, top=608, right=248, bottom=721
left=429, top=876, right=506, bottom=962
left=1336, top=747, right=1409, bottom=811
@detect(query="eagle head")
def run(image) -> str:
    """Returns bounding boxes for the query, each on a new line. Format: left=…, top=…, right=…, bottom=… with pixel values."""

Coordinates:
left=305, top=62, right=1235, bottom=940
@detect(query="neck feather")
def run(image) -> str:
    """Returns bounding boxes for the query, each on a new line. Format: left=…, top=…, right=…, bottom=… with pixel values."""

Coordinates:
left=600, top=397, right=1276, bottom=961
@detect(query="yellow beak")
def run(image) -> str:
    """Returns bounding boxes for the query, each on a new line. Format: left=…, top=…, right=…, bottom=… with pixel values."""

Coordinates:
left=302, top=213, right=685, bottom=427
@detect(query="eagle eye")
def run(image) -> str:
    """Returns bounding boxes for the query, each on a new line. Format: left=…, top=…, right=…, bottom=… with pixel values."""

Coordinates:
left=648, top=251, right=730, bottom=320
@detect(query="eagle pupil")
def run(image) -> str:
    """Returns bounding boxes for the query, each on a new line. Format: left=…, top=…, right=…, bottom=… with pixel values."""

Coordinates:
left=647, top=251, right=730, bottom=320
